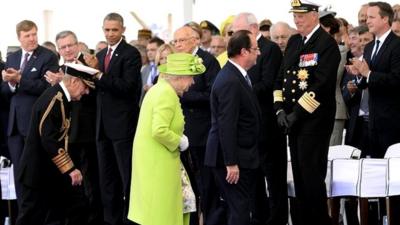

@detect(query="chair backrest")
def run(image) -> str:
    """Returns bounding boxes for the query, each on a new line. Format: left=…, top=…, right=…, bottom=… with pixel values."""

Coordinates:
left=387, top=157, right=400, bottom=196
left=331, top=159, right=360, bottom=197
left=384, top=143, right=400, bottom=158
left=359, top=158, right=388, bottom=198
left=328, top=145, right=361, bottom=160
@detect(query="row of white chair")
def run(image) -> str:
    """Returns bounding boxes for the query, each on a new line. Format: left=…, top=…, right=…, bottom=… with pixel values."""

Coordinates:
left=287, top=143, right=400, bottom=198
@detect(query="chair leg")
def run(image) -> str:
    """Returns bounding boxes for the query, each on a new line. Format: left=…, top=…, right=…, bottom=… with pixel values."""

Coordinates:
left=359, top=198, right=368, bottom=225
left=328, top=197, right=340, bottom=225
left=387, top=196, right=400, bottom=225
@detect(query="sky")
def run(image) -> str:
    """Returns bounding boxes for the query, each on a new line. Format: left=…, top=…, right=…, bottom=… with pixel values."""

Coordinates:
left=0, top=0, right=399, bottom=58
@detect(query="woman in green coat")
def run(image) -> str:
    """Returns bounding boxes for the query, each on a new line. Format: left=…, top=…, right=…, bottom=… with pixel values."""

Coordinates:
left=128, top=53, right=206, bottom=225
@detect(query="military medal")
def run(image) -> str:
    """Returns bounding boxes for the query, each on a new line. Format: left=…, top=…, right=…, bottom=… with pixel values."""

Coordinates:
left=297, top=69, right=309, bottom=90
left=297, top=69, right=309, bottom=80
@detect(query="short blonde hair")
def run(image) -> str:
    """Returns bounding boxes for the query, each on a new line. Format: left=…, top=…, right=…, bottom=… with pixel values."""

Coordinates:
left=155, top=43, right=175, bottom=65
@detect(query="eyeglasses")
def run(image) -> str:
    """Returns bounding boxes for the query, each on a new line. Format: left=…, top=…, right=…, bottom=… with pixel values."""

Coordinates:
left=171, top=37, right=194, bottom=45
left=58, top=43, right=77, bottom=51
left=248, top=47, right=260, bottom=52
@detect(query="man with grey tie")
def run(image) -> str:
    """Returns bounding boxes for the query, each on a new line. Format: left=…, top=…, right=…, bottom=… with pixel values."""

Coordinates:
left=347, top=1, right=400, bottom=158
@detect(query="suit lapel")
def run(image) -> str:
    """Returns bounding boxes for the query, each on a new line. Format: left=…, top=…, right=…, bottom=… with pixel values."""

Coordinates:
left=22, top=46, right=40, bottom=74
left=107, top=40, right=125, bottom=72
left=372, top=32, right=394, bottom=66
left=228, top=62, right=261, bottom=116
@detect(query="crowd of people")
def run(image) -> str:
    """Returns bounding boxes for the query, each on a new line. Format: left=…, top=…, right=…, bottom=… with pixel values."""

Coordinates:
left=1, top=0, right=400, bottom=225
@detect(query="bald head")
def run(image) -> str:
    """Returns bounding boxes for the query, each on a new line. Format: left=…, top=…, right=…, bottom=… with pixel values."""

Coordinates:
left=270, top=22, right=291, bottom=52
left=232, top=12, right=259, bottom=36
left=173, top=26, right=199, bottom=53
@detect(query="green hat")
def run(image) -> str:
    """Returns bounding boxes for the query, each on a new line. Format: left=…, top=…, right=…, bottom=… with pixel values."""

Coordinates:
left=158, top=53, right=206, bottom=76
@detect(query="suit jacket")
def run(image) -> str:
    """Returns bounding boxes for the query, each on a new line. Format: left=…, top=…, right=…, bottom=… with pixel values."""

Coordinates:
left=363, top=31, right=400, bottom=134
left=274, top=27, right=341, bottom=134
left=18, top=84, right=74, bottom=188
left=205, top=61, right=261, bottom=169
left=68, top=53, right=97, bottom=143
left=341, top=71, right=361, bottom=145
left=1, top=46, right=59, bottom=136
left=334, top=45, right=348, bottom=120
left=248, top=35, right=283, bottom=143
left=180, top=48, right=220, bottom=147
left=95, top=39, right=142, bottom=140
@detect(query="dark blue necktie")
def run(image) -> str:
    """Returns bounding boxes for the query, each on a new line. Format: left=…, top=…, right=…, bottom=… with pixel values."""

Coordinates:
left=371, top=40, right=380, bottom=64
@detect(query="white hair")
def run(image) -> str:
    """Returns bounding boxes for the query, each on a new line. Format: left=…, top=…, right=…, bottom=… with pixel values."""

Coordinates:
left=235, top=12, right=258, bottom=26
left=270, top=21, right=291, bottom=34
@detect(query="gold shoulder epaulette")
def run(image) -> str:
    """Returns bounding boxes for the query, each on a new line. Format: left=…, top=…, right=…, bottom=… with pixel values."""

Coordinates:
left=52, top=148, right=74, bottom=174
left=298, top=91, right=320, bottom=113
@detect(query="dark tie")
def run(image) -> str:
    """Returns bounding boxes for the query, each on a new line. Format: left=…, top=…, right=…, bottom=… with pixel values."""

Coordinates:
left=104, top=48, right=112, bottom=72
left=371, top=40, right=380, bottom=63
left=301, top=36, right=307, bottom=47
left=359, top=89, right=369, bottom=118
left=244, top=74, right=252, bottom=87
left=20, top=52, right=30, bottom=72
left=149, top=63, right=157, bottom=84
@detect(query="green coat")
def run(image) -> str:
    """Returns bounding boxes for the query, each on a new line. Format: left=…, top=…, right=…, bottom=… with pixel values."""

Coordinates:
left=128, top=78, right=189, bottom=225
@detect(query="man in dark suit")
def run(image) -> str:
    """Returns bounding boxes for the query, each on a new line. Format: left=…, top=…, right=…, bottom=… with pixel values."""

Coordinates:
left=273, top=1, right=340, bottom=225
left=1, top=20, right=59, bottom=205
left=173, top=25, right=221, bottom=225
left=342, top=26, right=372, bottom=157
left=16, top=64, right=93, bottom=225
left=231, top=12, right=287, bottom=225
left=205, top=29, right=261, bottom=225
left=85, top=13, right=142, bottom=225
left=45, top=30, right=102, bottom=225
left=347, top=1, right=400, bottom=158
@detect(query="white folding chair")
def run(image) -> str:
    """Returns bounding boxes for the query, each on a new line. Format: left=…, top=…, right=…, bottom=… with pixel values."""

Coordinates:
left=385, top=151, right=400, bottom=225
left=385, top=143, right=400, bottom=158
left=358, top=158, right=388, bottom=225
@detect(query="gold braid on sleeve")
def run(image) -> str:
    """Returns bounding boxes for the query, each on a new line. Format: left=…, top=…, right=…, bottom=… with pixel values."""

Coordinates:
left=39, top=91, right=73, bottom=173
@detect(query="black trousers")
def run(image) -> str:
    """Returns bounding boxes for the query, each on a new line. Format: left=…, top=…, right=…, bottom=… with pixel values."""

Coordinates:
left=212, top=167, right=256, bottom=225
left=288, top=132, right=331, bottom=225
left=8, top=133, right=25, bottom=207
left=16, top=177, right=88, bottom=225
left=255, top=133, right=288, bottom=225
left=351, top=116, right=371, bottom=158
left=97, top=134, right=133, bottom=225
left=69, top=142, right=103, bottom=225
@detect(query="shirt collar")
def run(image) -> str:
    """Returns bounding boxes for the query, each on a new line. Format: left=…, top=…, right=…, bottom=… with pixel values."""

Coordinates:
left=21, top=49, right=33, bottom=59
left=304, top=24, right=320, bottom=44
left=229, top=59, right=247, bottom=78
left=256, top=33, right=262, bottom=41
left=108, top=38, right=123, bottom=52
left=59, top=81, right=71, bottom=102
left=375, top=29, right=391, bottom=44
left=192, top=46, right=199, bottom=55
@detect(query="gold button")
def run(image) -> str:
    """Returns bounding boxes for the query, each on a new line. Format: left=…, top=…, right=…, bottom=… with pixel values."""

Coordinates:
left=287, top=70, right=290, bottom=74
left=292, top=80, right=296, bottom=84
left=283, top=97, right=286, bottom=101
left=282, top=88, right=286, bottom=91
left=284, top=78, right=287, bottom=82
left=292, top=99, right=296, bottom=102
left=292, top=89, right=295, bottom=93
left=293, top=71, right=296, bottom=75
